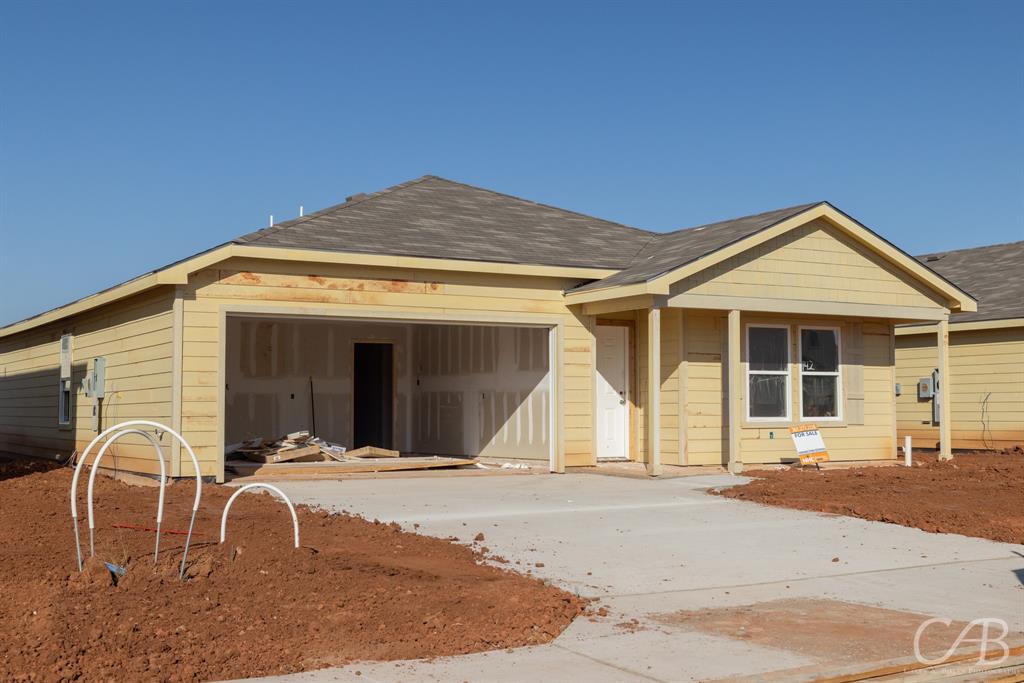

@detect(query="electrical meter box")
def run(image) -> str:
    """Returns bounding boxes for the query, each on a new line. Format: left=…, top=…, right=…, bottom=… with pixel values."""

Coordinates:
left=917, top=376, right=934, bottom=399
left=83, top=357, right=106, bottom=399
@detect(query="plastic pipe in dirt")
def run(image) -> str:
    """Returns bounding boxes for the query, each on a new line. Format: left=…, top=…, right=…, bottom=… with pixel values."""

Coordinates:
left=904, top=435, right=912, bottom=467
left=70, top=420, right=202, bottom=579
left=84, top=429, right=167, bottom=563
left=220, top=483, right=300, bottom=549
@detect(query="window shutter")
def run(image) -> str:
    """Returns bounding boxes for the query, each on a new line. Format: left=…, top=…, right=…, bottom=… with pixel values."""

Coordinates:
left=843, top=323, right=864, bottom=425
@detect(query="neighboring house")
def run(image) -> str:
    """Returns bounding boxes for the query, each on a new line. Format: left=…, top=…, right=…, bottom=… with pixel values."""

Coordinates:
left=0, top=176, right=975, bottom=481
left=896, top=241, right=1024, bottom=450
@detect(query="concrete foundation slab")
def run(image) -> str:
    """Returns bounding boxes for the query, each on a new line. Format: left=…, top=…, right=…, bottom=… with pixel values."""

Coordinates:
left=228, top=473, right=1024, bottom=682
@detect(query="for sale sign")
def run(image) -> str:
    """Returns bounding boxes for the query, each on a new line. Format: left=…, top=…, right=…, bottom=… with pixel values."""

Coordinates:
left=789, top=424, right=830, bottom=465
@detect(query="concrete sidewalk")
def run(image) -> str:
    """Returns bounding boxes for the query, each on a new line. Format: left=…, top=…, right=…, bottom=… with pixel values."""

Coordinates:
left=233, top=473, right=1024, bottom=682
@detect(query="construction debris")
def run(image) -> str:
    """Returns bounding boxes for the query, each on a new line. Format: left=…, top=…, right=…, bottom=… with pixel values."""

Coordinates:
left=232, top=431, right=348, bottom=464
left=346, top=445, right=400, bottom=459
left=225, top=432, right=476, bottom=477
left=225, top=455, right=477, bottom=479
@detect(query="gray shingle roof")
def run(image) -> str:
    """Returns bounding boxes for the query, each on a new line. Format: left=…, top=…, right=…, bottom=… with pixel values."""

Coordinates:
left=568, top=202, right=822, bottom=292
left=231, top=176, right=976, bottom=313
left=915, top=241, right=1024, bottom=323
left=234, top=175, right=654, bottom=270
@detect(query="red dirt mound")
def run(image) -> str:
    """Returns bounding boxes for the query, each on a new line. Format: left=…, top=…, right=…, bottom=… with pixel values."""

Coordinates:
left=715, top=448, right=1024, bottom=544
left=0, top=461, right=585, bottom=681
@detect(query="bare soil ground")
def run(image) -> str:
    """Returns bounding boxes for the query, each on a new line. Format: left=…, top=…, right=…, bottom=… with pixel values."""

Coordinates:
left=0, top=460, right=585, bottom=682
left=716, top=448, right=1024, bottom=544
left=653, top=598, right=971, bottom=667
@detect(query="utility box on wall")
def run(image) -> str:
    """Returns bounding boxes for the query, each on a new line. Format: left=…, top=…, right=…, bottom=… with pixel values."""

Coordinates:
left=82, top=357, right=106, bottom=431
left=58, top=334, right=73, bottom=426
left=917, top=370, right=941, bottom=424
left=82, top=357, right=106, bottom=399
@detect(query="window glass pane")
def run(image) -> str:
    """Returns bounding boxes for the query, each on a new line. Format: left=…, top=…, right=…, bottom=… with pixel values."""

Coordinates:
left=803, top=375, right=838, bottom=417
left=749, top=327, right=788, bottom=371
left=749, top=374, right=787, bottom=418
left=801, top=329, right=838, bottom=372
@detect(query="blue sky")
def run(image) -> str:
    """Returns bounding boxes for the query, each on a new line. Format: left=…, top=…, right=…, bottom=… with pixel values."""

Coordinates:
left=1, top=1, right=1021, bottom=325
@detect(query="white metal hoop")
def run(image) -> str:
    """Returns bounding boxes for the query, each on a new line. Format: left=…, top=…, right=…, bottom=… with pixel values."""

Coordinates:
left=70, top=420, right=203, bottom=578
left=84, top=429, right=167, bottom=562
left=220, top=483, right=300, bottom=549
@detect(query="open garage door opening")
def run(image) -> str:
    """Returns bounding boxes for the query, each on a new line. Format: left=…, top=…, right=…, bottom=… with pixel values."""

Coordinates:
left=225, top=316, right=554, bottom=465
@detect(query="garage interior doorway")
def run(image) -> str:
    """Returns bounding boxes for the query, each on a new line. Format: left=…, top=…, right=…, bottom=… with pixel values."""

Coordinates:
left=225, top=316, right=553, bottom=462
left=353, top=342, right=394, bottom=449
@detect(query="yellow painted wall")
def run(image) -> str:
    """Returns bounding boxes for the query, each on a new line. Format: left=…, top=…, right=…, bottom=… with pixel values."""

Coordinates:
left=675, top=312, right=896, bottom=465
left=672, top=218, right=948, bottom=310
left=680, top=311, right=727, bottom=465
left=179, top=258, right=596, bottom=477
left=0, top=289, right=176, bottom=473
left=896, top=326, right=1024, bottom=449
left=632, top=308, right=896, bottom=467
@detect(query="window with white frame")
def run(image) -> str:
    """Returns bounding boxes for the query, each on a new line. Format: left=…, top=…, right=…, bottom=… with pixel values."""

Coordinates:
left=800, top=327, right=841, bottom=420
left=747, top=325, right=790, bottom=420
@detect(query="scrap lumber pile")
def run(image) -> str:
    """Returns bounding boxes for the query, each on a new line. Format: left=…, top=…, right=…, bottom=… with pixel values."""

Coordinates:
left=224, top=431, right=474, bottom=478
left=227, top=431, right=349, bottom=464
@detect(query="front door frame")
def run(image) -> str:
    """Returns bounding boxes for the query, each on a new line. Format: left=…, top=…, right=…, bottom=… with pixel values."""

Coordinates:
left=595, top=319, right=636, bottom=461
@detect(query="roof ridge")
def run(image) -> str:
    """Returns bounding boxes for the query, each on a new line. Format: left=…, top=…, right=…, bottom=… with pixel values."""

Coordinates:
left=657, top=201, right=825, bottom=238
left=233, top=175, right=437, bottom=244
left=422, top=175, right=657, bottom=237
left=917, top=239, right=1024, bottom=259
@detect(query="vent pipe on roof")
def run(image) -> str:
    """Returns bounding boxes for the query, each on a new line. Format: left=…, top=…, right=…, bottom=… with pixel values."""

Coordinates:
left=299, top=205, right=304, bottom=217
left=269, top=214, right=274, bottom=227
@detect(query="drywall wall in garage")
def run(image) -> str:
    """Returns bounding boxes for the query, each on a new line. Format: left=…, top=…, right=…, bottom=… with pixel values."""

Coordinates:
left=226, top=317, right=414, bottom=449
left=225, top=318, right=551, bottom=460
left=412, top=324, right=550, bottom=460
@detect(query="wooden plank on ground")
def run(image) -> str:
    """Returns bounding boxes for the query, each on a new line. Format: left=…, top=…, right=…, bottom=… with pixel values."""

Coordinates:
left=241, top=444, right=322, bottom=464
left=225, top=455, right=475, bottom=477
left=346, top=445, right=400, bottom=459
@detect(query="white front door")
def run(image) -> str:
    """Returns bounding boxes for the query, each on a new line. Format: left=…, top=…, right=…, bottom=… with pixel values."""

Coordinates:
left=596, top=325, right=629, bottom=460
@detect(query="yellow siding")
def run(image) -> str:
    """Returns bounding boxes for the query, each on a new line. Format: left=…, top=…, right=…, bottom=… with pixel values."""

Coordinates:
left=180, top=259, right=596, bottom=477
left=672, top=218, right=947, bottom=310
left=0, top=289, right=176, bottom=474
left=896, top=326, right=1024, bottom=449
left=681, top=311, right=727, bottom=465
left=676, top=312, right=896, bottom=465
left=739, top=316, right=895, bottom=463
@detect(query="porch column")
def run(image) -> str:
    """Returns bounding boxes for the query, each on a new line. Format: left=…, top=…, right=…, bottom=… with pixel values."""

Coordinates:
left=727, top=309, right=744, bottom=474
left=937, top=318, right=953, bottom=460
left=647, top=307, right=662, bottom=476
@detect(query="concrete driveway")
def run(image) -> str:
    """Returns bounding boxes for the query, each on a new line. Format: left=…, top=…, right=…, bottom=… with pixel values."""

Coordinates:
left=236, top=472, right=1024, bottom=682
